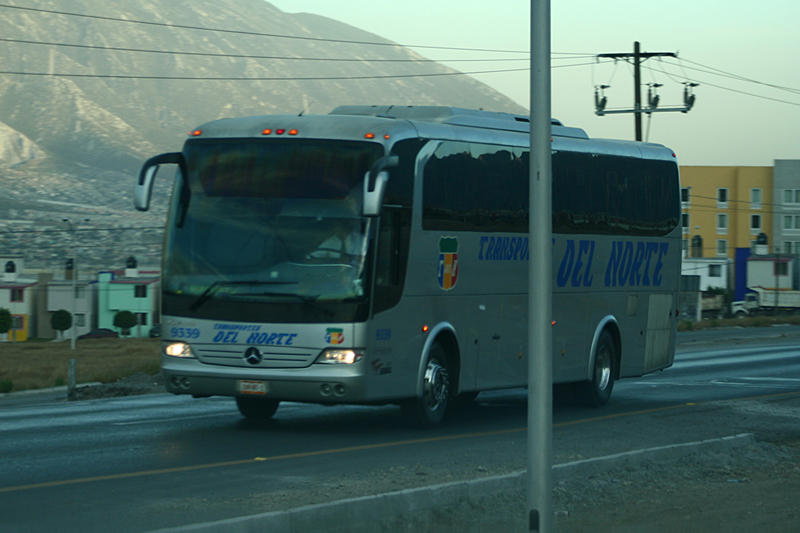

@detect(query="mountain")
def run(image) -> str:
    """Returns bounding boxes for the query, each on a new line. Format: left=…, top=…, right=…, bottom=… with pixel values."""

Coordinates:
left=0, top=0, right=525, bottom=173
left=0, top=0, right=526, bottom=270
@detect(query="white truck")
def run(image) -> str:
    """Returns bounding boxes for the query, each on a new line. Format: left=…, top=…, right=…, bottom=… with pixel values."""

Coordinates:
left=731, top=287, right=800, bottom=317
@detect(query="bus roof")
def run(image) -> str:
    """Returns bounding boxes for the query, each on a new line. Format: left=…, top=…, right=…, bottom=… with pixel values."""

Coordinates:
left=330, top=105, right=589, bottom=139
left=188, top=105, right=676, bottom=161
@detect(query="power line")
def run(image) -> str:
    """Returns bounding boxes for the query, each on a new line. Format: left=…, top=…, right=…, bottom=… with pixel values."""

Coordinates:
left=0, top=37, right=538, bottom=63
left=0, top=3, right=530, bottom=54
left=0, top=36, right=598, bottom=63
left=0, top=66, right=532, bottom=81
left=669, top=57, right=800, bottom=95
left=642, top=62, right=800, bottom=107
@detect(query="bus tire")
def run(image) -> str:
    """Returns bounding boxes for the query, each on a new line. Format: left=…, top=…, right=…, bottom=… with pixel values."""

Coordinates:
left=581, top=330, right=616, bottom=407
left=236, top=397, right=280, bottom=420
left=402, top=343, right=451, bottom=427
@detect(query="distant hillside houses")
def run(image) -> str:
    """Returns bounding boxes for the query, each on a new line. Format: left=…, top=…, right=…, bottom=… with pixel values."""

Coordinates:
left=0, top=255, right=159, bottom=342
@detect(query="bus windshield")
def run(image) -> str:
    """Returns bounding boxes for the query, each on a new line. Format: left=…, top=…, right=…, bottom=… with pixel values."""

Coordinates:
left=162, top=139, right=384, bottom=321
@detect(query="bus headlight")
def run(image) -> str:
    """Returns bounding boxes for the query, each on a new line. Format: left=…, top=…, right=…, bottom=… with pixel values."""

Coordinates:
left=316, top=349, right=363, bottom=364
left=164, top=342, right=194, bottom=358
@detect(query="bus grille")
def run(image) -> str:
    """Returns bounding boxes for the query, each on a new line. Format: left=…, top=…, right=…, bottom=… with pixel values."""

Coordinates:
left=192, top=344, right=317, bottom=368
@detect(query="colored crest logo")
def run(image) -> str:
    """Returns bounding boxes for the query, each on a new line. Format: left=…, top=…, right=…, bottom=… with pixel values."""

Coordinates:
left=437, top=236, right=459, bottom=290
left=325, top=327, right=344, bottom=345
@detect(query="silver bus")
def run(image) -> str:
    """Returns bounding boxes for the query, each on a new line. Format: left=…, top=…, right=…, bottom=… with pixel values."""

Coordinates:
left=135, top=105, right=681, bottom=426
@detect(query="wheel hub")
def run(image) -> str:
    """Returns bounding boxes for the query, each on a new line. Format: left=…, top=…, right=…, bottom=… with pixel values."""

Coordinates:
left=423, top=360, right=449, bottom=412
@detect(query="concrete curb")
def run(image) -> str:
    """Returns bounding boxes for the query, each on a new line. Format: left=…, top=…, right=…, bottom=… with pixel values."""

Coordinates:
left=148, top=432, right=755, bottom=533
left=0, top=382, right=102, bottom=400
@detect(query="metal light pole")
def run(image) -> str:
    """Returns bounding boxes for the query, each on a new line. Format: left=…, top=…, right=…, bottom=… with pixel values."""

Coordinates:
left=63, top=218, right=89, bottom=350
left=528, top=1, right=553, bottom=532
left=63, top=218, right=78, bottom=350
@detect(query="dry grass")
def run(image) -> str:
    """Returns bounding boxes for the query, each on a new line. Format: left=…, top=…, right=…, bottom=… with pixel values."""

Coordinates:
left=0, top=337, right=160, bottom=393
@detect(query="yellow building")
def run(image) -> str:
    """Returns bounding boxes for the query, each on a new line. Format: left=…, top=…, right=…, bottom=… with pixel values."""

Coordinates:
left=680, top=166, right=773, bottom=260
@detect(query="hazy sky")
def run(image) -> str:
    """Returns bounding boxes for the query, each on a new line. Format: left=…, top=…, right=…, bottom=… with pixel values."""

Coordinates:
left=268, top=0, right=800, bottom=167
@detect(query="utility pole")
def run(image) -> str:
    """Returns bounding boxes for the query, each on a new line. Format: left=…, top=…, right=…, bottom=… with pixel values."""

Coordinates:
left=596, top=41, right=689, bottom=141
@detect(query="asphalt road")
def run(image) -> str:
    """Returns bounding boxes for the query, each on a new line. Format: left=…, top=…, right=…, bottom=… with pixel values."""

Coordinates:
left=2, top=325, right=800, bottom=532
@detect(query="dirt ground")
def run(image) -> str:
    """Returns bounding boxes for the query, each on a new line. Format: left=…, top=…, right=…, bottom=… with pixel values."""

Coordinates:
left=373, top=437, right=800, bottom=533
left=551, top=438, right=800, bottom=532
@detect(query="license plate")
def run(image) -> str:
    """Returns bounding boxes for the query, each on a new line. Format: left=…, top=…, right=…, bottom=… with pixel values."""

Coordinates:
left=238, top=380, right=268, bottom=395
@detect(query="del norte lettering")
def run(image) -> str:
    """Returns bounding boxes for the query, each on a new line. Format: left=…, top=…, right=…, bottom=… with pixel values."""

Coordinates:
left=478, top=237, right=668, bottom=289
left=211, top=323, right=297, bottom=345
left=558, top=239, right=669, bottom=288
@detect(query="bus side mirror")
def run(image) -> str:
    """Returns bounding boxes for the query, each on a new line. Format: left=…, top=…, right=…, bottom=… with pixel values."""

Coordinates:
left=135, top=152, right=184, bottom=211
left=363, top=155, right=399, bottom=217
left=363, top=171, right=389, bottom=216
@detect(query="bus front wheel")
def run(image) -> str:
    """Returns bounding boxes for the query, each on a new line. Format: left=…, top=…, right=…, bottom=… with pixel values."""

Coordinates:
left=581, top=330, right=616, bottom=407
left=236, top=397, right=280, bottom=420
left=402, top=343, right=451, bottom=427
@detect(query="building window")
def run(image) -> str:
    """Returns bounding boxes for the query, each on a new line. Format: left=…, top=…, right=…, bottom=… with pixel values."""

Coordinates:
left=681, top=212, right=690, bottom=233
left=717, top=239, right=728, bottom=256
left=74, top=286, right=85, bottom=299
left=709, top=264, right=722, bottom=277
left=751, top=214, right=761, bottom=233
left=784, top=215, right=800, bottom=231
left=136, top=313, right=148, bottom=326
left=783, top=189, right=800, bottom=205
left=717, top=188, right=728, bottom=208
left=682, top=239, right=689, bottom=255
left=75, top=313, right=86, bottom=327
left=681, top=187, right=690, bottom=206
left=784, top=241, right=800, bottom=254
left=134, top=285, right=147, bottom=298
left=775, top=262, right=789, bottom=276
left=10, top=288, right=23, bottom=302
left=11, top=316, right=23, bottom=329
left=716, top=213, right=728, bottom=234
left=751, top=188, right=762, bottom=209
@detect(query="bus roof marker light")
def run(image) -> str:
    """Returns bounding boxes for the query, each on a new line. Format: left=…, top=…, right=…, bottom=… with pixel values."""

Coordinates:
left=261, top=128, right=272, bottom=135
left=189, top=129, right=202, bottom=137
left=364, top=132, right=375, bottom=139
left=422, top=324, right=429, bottom=333
left=276, top=128, right=286, bottom=135
left=383, top=134, right=391, bottom=140
left=288, top=129, right=298, bottom=135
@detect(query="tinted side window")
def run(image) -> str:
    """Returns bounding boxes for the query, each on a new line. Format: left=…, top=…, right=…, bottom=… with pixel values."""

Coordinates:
left=422, top=143, right=678, bottom=236
left=552, top=152, right=679, bottom=236
left=422, top=142, right=528, bottom=232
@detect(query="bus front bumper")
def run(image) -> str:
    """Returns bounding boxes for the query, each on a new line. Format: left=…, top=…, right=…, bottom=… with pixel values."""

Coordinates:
left=161, top=356, right=371, bottom=403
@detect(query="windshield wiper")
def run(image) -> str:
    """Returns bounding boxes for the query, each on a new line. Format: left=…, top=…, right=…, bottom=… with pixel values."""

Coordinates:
left=249, top=291, right=319, bottom=303
left=189, top=280, right=298, bottom=311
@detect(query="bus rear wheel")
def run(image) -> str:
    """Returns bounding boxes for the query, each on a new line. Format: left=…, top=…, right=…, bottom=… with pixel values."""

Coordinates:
left=402, top=343, right=451, bottom=427
left=236, top=397, right=280, bottom=420
left=581, top=330, right=616, bottom=407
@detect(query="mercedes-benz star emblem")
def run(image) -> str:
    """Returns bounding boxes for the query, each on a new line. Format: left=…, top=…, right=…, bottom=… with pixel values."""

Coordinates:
left=244, top=347, right=263, bottom=365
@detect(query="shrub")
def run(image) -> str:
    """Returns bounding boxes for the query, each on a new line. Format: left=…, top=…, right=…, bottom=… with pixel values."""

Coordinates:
left=51, top=309, right=72, bottom=336
left=113, top=310, right=137, bottom=335
left=0, top=308, right=11, bottom=335
left=0, top=380, right=13, bottom=393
